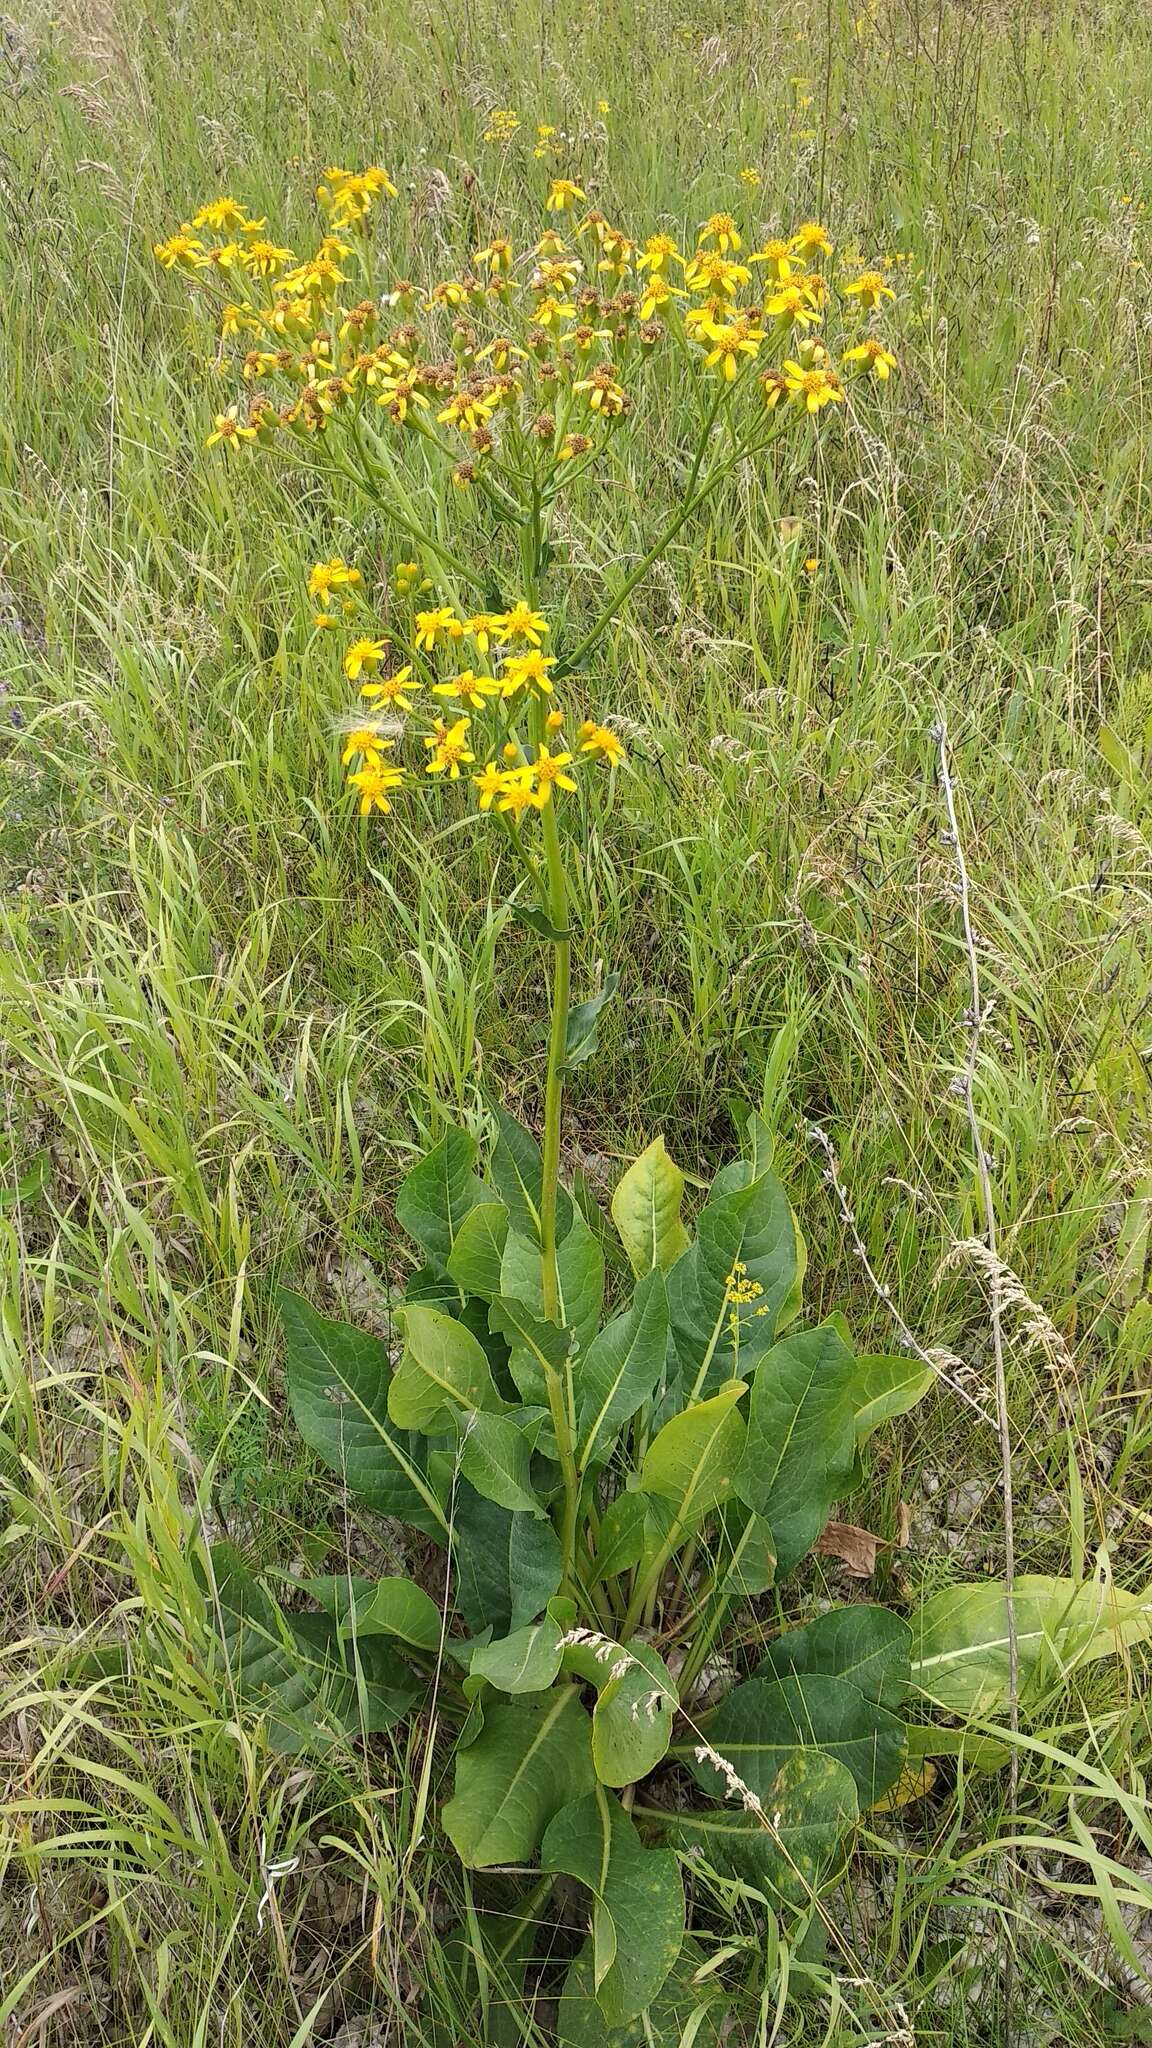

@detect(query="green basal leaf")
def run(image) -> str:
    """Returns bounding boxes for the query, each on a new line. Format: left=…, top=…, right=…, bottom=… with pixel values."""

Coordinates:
left=389, top=1302, right=506, bottom=1432
left=395, top=1125, right=486, bottom=1265
left=562, top=1633, right=677, bottom=1786
left=564, top=972, right=621, bottom=1069
left=307, top=1573, right=443, bottom=1653
left=279, top=1290, right=447, bottom=1538
left=557, top=1941, right=725, bottom=2048
left=575, top=1268, right=668, bottom=1468
left=756, top=1606, right=912, bottom=1712
left=208, top=1543, right=423, bottom=1754
left=640, top=1381, right=747, bottom=1540
left=445, top=1200, right=510, bottom=1300
left=458, top=1408, right=545, bottom=1517
left=681, top=1670, right=906, bottom=1808
left=667, top=1162, right=797, bottom=1391
left=490, top=1105, right=573, bottom=1246
left=610, top=1137, right=691, bottom=1279
left=488, top=1293, right=572, bottom=1408
left=735, top=1323, right=859, bottom=1576
left=911, top=1570, right=1152, bottom=1717
left=501, top=1208, right=604, bottom=1356
left=468, top=1610, right=567, bottom=1693
left=712, top=1505, right=777, bottom=1597
left=853, top=1353, right=935, bottom=1443
left=591, top=1489, right=674, bottom=1582
left=441, top=1687, right=595, bottom=1868
left=541, top=1784, right=685, bottom=2024
left=451, top=1482, right=563, bottom=1637
left=663, top=1750, right=858, bottom=1906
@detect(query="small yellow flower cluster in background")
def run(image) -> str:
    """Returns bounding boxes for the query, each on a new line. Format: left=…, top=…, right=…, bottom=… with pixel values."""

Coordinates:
left=725, top=1258, right=769, bottom=1339
left=315, top=574, right=626, bottom=825
left=484, top=108, right=521, bottom=143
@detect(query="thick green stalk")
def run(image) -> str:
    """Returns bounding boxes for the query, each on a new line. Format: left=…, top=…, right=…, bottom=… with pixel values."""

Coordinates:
left=538, top=796, right=570, bottom=1325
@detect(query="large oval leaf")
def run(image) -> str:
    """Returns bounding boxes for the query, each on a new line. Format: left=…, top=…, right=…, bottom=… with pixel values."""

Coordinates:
left=640, top=1382, right=747, bottom=1541
left=557, top=1940, right=725, bottom=2048
left=279, top=1290, right=446, bottom=1537
left=451, top=1482, right=563, bottom=1636
left=681, top=1670, right=906, bottom=1807
left=389, top=1302, right=504, bottom=1432
left=445, top=1200, right=510, bottom=1299
left=667, top=1163, right=797, bottom=1391
left=610, top=1138, right=690, bottom=1279
left=395, top=1125, right=485, bottom=1264
left=500, top=1210, right=604, bottom=1357
left=541, top=1785, right=685, bottom=2024
left=575, top=1269, right=668, bottom=1469
left=756, top=1606, right=911, bottom=1712
left=735, top=1323, right=859, bottom=1576
left=661, top=1750, right=858, bottom=1905
left=911, top=1572, right=1152, bottom=1717
left=561, top=1633, right=677, bottom=1785
left=441, top=1687, right=595, bottom=1867
left=469, top=1613, right=566, bottom=1694
left=490, top=1106, right=573, bottom=1245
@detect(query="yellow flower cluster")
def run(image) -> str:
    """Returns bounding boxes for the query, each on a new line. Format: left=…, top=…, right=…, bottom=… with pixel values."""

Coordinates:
left=322, top=574, right=625, bottom=822
left=153, top=173, right=900, bottom=471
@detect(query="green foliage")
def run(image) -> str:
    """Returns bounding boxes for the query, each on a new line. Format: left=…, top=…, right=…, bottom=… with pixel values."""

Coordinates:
left=252, top=1106, right=989, bottom=2025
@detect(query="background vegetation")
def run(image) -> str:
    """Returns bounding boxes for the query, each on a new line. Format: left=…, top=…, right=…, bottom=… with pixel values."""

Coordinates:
left=2, top=0, right=1152, bottom=2039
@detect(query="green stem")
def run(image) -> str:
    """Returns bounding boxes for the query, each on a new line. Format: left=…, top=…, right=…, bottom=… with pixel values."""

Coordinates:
left=538, top=794, right=570, bottom=1326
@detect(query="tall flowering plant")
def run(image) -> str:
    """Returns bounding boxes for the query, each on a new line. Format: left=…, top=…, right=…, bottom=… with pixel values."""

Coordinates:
left=152, top=165, right=976, bottom=2030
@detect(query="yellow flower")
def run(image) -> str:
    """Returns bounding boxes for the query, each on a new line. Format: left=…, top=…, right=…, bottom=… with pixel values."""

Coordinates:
left=309, top=557, right=363, bottom=600
left=546, top=178, right=586, bottom=212
left=803, top=556, right=819, bottom=573
left=637, top=233, right=681, bottom=276
left=579, top=720, right=626, bottom=765
left=344, top=637, right=389, bottom=680
left=701, top=315, right=764, bottom=379
left=220, top=303, right=255, bottom=337
left=531, top=295, right=577, bottom=329
left=484, top=109, right=521, bottom=143
left=347, top=761, right=405, bottom=814
left=740, top=167, right=761, bottom=188
left=497, top=767, right=540, bottom=818
left=438, top=388, right=498, bottom=432
left=314, top=612, right=335, bottom=629
left=432, top=668, right=501, bottom=711
left=154, top=231, right=205, bottom=270
left=414, top=606, right=461, bottom=652
left=683, top=250, right=751, bottom=296
left=205, top=405, right=258, bottom=450
left=203, top=242, right=243, bottom=272
left=764, top=282, right=822, bottom=331
left=546, top=708, right=565, bottom=731
left=597, top=99, right=610, bottom=114
left=377, top=375, right=429, bottom=424
left=341, top=726, right=389, bottom=766
left=751, top=239, right=795, bottom=283
left=637, top=274, right=686, bottom=321
left=495, top=603, right=549, bottom=647
left=473, top=761, right=512, bottom=810
left=529, top=743, right=578, bottom=803
left=699, top=212, right=742, bottom=254
left=476, top=237, right=513, bottom=275
left=500, top=649, right=557, bottom=698
left=760, top=370, right=789, bottom=410
left=465, top=613, right=499, bottom=653
left=320, top=165, right=398, bottom=225
left=424, top=715, right=475, bottom=777
left=792, top=220, right=833, bottom=259
left=240, top=239, right=294, bottom=279
left=573, top=366, right=627, bottom=416
left=192, top=197, right=250, bottom=232
left=842, top=269, right=895, bottom=309
left=360, top=665, right=417, bottom=711
left=781, top=361, right=846, bottom=413
left=394, top=560, right=428, bottom=596
left=842, top=338, right=898, bottom=380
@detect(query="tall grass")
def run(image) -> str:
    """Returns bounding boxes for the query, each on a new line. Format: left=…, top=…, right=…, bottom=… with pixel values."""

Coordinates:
left=3, top=0, right=1152, bottom=2038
